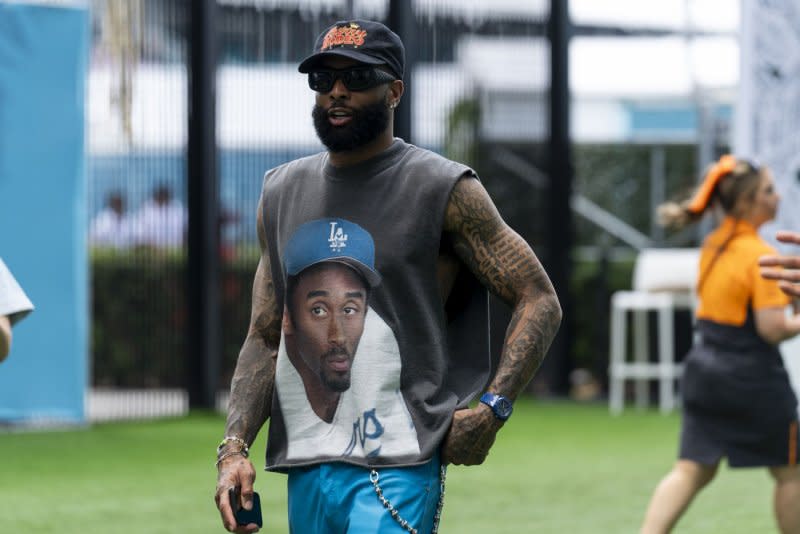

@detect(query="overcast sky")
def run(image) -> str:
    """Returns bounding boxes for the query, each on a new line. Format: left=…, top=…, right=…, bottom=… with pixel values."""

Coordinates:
left=215, top=0, right=740, bottom=33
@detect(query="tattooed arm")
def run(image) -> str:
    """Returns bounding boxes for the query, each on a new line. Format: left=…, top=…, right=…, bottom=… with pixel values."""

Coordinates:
left=215, top=197, right=282, bottom=533
left=441, top=176, right=562, bottom=466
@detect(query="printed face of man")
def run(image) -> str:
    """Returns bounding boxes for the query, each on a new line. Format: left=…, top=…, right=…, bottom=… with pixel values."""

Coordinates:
left=285, top=262, right=368, bottom=392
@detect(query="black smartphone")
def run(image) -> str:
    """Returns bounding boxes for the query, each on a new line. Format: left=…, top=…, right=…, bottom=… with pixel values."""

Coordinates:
left=229, top=487, right=263, bottom=528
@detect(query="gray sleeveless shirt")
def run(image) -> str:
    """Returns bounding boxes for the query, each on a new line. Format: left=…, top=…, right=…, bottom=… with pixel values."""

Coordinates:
left=261, top=139, right=490, bottom=470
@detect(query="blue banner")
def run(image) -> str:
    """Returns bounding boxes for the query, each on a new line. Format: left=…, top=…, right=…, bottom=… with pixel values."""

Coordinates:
left=0, top=3, right=89, bottom=424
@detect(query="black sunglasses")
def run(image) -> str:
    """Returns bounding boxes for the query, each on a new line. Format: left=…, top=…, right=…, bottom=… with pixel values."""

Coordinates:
left=308, top=67, right=396, bottom=93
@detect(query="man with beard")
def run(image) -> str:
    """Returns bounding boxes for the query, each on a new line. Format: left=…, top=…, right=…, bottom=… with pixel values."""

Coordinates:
left=215, top=19, right=562, bottom=534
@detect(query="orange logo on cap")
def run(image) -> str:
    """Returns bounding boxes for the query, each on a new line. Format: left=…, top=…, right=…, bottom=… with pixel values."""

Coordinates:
left=321, top=23, right=367, bottom=50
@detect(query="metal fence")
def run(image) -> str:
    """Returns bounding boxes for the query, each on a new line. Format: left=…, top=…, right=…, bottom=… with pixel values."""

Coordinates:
left=87, top=0, right=555, bottom=420
left=88, top=0, right=188, bottom=420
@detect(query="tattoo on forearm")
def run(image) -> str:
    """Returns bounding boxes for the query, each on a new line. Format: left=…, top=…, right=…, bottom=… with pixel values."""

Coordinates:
left=447, top=177, right=562, bottom=398
left=224, top=258, right=281, bottom=446
left=492, top=296, right=561, bottom=398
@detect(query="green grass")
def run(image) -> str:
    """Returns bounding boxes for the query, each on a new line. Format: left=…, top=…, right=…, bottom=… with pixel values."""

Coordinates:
left=0, top=400, right=779, bottom=533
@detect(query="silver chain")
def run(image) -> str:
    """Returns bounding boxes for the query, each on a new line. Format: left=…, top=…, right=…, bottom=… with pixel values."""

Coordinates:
left=369, top=464, right=447, bottom=534
left=370, top=469, right=418, bottom=533
left=432, top=465, right=447, bottom=534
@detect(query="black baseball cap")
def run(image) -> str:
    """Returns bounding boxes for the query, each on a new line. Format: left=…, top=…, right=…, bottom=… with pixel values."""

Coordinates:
left=298, top=20, right=405, bottom=80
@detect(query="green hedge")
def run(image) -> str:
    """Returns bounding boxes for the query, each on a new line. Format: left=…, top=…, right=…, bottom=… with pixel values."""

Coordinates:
left=91, top=248, right=255, bottom=389
left=91, top=249, right=636, bottom=390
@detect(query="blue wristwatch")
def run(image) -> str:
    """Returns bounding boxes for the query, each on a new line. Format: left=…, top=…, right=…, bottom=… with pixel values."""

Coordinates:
left=480, top=392, right=513, bottom=421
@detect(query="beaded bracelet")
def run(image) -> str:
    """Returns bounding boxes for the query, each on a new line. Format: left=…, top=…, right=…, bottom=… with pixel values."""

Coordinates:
left=217, top=436, right=249, bottom=455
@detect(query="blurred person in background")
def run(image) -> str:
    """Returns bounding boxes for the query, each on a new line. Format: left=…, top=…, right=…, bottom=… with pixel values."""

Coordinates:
left=219, top=206, right=242, bottom=261
left=640, top=155, right=800, bottom=534
left=0, top=258, right=34, bottom=362
left=131, top=183, right=186, bottom=248
left=89, top=190, right=133, bottom=249
left=760, top=230, right=800, bottom=299
left=214, top=19, right=561, bottom=534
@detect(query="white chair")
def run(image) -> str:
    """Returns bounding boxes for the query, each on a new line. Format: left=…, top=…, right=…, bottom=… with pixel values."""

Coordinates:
left=608, top=248, right=699, bottom=414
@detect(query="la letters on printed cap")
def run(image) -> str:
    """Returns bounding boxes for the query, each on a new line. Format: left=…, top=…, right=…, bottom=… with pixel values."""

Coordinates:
left=284, top=218, right=382, bottom=288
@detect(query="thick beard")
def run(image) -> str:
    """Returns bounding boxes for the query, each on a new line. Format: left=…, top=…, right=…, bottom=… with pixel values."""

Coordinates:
left=313, top=99, right=390, bottom=152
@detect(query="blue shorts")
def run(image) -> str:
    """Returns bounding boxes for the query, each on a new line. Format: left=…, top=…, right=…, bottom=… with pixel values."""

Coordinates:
left=287, top=454, right=443, bottom=534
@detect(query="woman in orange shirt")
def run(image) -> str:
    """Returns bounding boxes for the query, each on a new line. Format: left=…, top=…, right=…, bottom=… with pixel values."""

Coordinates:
left=640, top=156, right=800, bottom=534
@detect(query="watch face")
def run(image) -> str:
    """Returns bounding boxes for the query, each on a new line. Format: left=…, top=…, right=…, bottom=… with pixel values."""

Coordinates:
left=481, top=393, right=513, bottom=420
left=496, top=398, right=513, bottom=418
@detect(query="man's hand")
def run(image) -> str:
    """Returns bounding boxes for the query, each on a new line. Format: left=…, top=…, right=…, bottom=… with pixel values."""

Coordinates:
left=760, top=231, right=800, bottom=298
left=441, top=403, right=503, bottom=466
left=215, top=454, right=259, bottom=533
left=214, top=199, right=277, bottom=532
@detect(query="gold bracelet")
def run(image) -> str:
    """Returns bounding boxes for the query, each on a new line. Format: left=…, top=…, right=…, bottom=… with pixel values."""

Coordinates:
left=215, top=449, right=248, bottom=468
left=217, top=436, right=249, bottom=455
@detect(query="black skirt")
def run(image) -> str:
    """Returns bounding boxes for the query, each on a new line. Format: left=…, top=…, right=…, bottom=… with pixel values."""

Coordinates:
left=679, top=320, right=799, bottom=467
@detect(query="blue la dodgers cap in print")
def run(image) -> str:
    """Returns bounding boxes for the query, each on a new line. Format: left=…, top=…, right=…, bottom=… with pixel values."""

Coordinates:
left=284, top=218, right=381, bottom=288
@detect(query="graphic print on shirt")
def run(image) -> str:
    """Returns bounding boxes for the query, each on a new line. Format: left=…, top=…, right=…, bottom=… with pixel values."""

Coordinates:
left=328, top=220, right=348, bottom=251
left=275, top=218, right=420, bottom=460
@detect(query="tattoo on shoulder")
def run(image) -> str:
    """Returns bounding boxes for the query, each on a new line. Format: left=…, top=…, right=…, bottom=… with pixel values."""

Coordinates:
left=447, top=178, right=544, bottom=304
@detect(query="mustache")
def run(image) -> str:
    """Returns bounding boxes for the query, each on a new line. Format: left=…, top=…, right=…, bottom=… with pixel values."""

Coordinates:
left=324, top=347, right=351, bottom=360
left=327, top=104, right=353, bottom=113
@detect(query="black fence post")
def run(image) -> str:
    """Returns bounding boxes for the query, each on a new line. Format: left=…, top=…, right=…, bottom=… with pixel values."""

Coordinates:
left=387, top=0, right=415, bottom=143
left=544, top=0, right=574, bottom=395
left=187, top=0, right=220, bottom=410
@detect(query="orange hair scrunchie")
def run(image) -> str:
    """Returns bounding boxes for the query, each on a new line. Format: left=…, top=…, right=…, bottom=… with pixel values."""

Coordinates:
left=686, top=154, right=737, bottom=214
